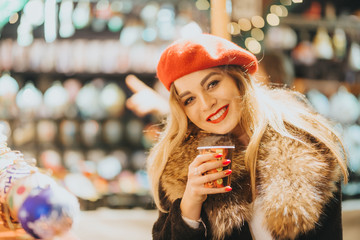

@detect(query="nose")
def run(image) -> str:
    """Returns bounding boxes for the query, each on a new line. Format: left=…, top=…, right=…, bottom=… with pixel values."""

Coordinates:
left=198, top=92, right=216, bottom=111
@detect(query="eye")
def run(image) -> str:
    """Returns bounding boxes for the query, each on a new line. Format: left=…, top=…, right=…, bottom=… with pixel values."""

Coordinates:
left=207, top=80, right=220, bottom=90
left=184, top=96, right=195, bottom=106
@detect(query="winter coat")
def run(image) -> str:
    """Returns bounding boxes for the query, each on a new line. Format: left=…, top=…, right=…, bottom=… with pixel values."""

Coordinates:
left=152, top=127, right=343, bottom=240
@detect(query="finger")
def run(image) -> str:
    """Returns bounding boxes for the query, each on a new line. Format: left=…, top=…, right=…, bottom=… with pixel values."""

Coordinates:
left=125, top=74, right=151, bottom=93
left=126, top=99, right=147, bottom=117
left=199, top=159, right=231, bottom=173
left=189, top=153, right=224, bottom=178
left=203, top=186, right=233, bottom=194
left=200, top=169, right=232, bottom=184
left=192, top=153, right=223, bottom=167
left=126, top=92, right=156, bottom=117
left=194, top=185, right=232, bottom=195
left=190, top=168, right=232, bottom=189
left=125, top=97, right=134, bottom=109
left=125, top=98, right=140, bottom=114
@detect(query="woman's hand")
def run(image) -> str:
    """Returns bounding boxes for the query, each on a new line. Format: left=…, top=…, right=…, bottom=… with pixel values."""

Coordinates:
left=180, top=153, right=232, bottom=220
left=125, top=75, right=170, bottom=117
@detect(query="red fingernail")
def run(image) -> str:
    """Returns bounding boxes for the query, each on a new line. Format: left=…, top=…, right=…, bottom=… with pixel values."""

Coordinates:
left=222, top=159, right=231, bottom=165
left=225, top=186, right=232, bottom=192
left=214, top=153, right=223, bottom=158
left=224, top=169, right=232, bottom=175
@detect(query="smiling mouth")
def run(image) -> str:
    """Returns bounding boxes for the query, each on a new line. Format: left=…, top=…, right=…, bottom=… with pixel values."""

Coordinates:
left=207, top=105, right=229, bottom=123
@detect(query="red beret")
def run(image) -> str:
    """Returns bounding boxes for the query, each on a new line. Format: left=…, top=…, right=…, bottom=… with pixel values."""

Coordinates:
left=156, top=34, right=258, bottom=90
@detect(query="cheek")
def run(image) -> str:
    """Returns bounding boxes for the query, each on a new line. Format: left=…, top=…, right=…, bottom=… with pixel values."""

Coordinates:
left=229, top=87, right=241, bottom=98
left=231, top=98, right=242, bottom=120
left=216, top=85, right=240, bottom=100
left=185, top=108, right=200, bottom=124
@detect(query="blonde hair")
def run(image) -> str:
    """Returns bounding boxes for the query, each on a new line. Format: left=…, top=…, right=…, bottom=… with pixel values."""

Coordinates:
left=147, top=66, right=348, bottom=212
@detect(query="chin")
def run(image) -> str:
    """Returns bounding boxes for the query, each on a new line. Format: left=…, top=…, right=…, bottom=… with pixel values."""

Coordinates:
left=211, top=129, right=231, bottom=135
left=202, top=124, right=237, bottom=135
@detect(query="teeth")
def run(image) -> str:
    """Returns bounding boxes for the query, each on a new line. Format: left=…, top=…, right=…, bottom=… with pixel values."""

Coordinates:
left=210, top=107, right=226, bottom=121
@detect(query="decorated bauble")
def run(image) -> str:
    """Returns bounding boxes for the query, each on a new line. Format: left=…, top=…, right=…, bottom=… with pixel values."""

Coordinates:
left=64, top=173, right=99, bottom=201
left=103, top=119, right=123, bottom=146
left=15, top=82, right=43, bottom=114
left=39, top=150, right=63, bottom=173
left=18, top=185, right=80, bottom=239
left=0, top=147, right=15, bottom=171
left=0, top=73, right=19, bottom=97
left=125, top=118, right=144, bottom=146
left=99, top=83, right=126, bottom=117
left=43, top=81, right=69, bottom=118
left=135, top=169, right=150, bottom=194
left=0, top=154, right=14, bottom=171
left=306, top=89, right=330, bottom=118
left=131, top=150, right=147, bottom=170
left=329, top=87, right=360, bottom=125
left=118, top=170, right=138, bottom=194
left=80, top=119, right=101, bottom=147
left=97, top=155, right=122, bottom=180
left=59, top=119, right=79, bottom=147
left=343, top=125, right=360, bottom=173
left=6, top=172, right=57, bottom=222
left=313, top=27, right=334, bottom=60
left=36, top=120, right=58, bottom=144
left=0, top=160, right=37, bottom=203
left=76, top=82, right=104, bottom=119
left=0, top=131, right=7, bottom=143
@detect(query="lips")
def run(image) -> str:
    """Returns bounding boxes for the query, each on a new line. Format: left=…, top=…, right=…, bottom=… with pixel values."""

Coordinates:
left=207, top=105, right=229, bottom=123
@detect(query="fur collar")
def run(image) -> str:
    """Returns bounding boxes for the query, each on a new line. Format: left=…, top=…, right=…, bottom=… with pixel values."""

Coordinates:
left=160, top=128, right=341, bottom=240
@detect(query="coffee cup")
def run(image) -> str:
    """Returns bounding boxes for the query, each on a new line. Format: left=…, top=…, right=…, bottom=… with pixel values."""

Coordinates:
left=197, top=133, right=234, bottom=188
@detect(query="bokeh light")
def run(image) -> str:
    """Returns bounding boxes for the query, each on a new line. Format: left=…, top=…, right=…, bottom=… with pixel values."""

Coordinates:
left=270, top=5, right=283, bottom=16
left=238, top=18, right=251, bottom=31
left=227, top=22, right=240, bottom=35
left=245, top=37, right=261, bottom=54
left=251, top=28, right=264, bottom=41
left=9, top=13, right=19, bottom=24
left=280, top=0, right=292, bottom=5
left=266, top=13, right=280, bottom=26
left=195, top=0, right=210, bottom=10
left=279, top=5, right=288, bottom=17
left=251, top=16, right=265, bottom=28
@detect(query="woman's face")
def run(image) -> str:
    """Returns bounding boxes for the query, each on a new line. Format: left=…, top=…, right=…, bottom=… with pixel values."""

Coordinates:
left=174, top=68, right=242, bottom=134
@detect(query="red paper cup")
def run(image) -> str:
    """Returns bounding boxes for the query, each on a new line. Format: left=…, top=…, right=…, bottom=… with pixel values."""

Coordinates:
left=197, top=145, right=234, bottom=188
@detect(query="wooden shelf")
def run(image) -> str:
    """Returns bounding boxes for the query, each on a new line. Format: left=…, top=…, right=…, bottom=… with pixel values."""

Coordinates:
left=280, top=14, right=360, bottom=32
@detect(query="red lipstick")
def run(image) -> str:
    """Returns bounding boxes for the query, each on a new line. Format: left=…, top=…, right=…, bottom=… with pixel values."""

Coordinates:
left=206, top=105, right=229, bottom=124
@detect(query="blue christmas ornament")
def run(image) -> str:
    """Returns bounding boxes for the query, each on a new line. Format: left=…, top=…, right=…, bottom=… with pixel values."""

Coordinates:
left=18, top=185, right=79, bottom=239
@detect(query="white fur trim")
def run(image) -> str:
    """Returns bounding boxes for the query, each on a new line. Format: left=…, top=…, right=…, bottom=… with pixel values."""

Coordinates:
left=249, top=199, right=273, bottom=240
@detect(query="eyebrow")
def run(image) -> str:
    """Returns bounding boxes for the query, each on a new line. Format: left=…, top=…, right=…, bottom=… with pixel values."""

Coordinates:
left=178, top=72, right=221, bottom=99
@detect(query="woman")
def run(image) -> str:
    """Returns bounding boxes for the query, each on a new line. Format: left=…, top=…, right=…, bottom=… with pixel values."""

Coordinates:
left=148, top=34, right=348, bottom=240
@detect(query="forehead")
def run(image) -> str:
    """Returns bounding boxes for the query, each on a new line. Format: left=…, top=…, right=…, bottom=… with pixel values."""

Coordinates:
left=173, top=68, right=222, bottom=93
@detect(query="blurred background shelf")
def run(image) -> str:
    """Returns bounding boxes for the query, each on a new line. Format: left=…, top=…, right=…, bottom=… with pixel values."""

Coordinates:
left=1, top=0, right=360, bottom=235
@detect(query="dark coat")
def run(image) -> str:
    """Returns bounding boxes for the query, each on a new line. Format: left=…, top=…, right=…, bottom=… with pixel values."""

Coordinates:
left=153, top=127, right=344, bottom=240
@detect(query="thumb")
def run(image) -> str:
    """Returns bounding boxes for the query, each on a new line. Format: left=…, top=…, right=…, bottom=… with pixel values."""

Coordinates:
left=125, top=74, right=151, bottom=93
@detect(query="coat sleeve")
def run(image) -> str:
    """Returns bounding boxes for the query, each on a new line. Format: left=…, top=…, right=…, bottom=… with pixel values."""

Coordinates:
left=152, top=198, right=207, bottom=240
left=256, top=131, right=343, bottom=239
left=297, top=182, right=343, bottom=240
